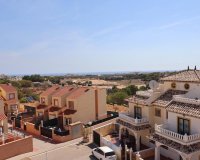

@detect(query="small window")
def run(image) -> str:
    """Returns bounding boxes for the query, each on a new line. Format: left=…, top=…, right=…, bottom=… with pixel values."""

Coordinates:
left=134, top=106, right=142, bottom=119
left=38, top=112, right=43, bottom=117
left=68, top=101, right=74, bottom=110
left=166, top=111, right=168, bottom=119
left=10, top=105, right=17, bottom=111
left=54, top=99, right=59, bottom=106
left=155, top=108, right=161, bottom=117
left=65, top=118, right=72, bottom=125
left=184, top=83, right=190, bottom=90
left=9, top=93, right=15, bottom=100
left=171, top=82, right=176, bottom=89
left=41, top=98, right=45, bottom=104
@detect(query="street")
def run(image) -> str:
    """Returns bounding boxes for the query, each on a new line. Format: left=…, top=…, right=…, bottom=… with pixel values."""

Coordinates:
left=8, top=136, right=97, bottom=160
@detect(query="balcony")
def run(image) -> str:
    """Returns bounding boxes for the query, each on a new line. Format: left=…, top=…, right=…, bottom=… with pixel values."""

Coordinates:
left=155, top=124, right=200, bottom=145
left=173, top=95, right=200, bottom=105
left=119, top=113, right=149, bottom=126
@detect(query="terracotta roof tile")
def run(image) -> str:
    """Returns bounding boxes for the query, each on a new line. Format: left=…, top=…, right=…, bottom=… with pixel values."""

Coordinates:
left=0, top=84, right=17, bottom=93
left=37, top=104, right=49, bottom=110
left=167, top=101, right=200, bottom=118
left=63, top=109, right=77, bottom=115
left=49, top=106, right=61, bottom=112
left=67, top=87, right=90, bottom=99
left=6, top=99, right=18, bottom=105
left=153, top=90, right=187, bottom=107
left=40, top=85, right=60, bottom=96
left=161, top=70, right=200, bottom=82
left=52, top=86, right=76, bottom=97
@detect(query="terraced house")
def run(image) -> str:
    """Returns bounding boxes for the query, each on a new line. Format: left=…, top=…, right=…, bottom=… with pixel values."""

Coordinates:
left=0, top=94, right=33, bottom=160
left=95, top=68, right=200, bottom=160
left=0, top=84, right=19, bottom=119
left=16, top=85, right=107, bottom=143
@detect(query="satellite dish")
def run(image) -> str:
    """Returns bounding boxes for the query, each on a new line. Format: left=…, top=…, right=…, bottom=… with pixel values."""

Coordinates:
left=149, top=80, right=159, bottom=90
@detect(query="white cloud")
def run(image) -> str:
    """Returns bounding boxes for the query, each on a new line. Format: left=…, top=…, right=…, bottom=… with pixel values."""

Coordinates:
left=159, top=16, right=200, bottom=30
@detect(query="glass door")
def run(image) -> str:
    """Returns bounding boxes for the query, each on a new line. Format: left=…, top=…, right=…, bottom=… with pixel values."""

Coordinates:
left=134, top=106, right=142, bottom=119
left=178, top=118, right=190, bottom=135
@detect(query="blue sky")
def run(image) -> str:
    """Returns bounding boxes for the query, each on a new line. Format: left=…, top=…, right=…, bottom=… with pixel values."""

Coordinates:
left=1, top=0, right=200, bottom=74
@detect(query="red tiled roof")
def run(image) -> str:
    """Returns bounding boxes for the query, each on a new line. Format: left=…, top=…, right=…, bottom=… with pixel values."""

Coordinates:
left=0, top=84, right=17, bottom=93
left=52, top=86, right=76, bottom=97
left=49, top=106, right=61, bottom=112
left=67, top=87, right=90, bottom=99
left=6, top=99, right=18, bottom=105
left=161, top=70, right=200, bottom=82
left=167, top=101, right=200, bottom=118
left=63, top=109, right=77, bottom=115
left=153, top=90, right=187, bottom=107
left=40, top=85, right=60, bottom=96
left=0, top=114, right=7, bottom=121
left=37, top=104, right=49, bottom=110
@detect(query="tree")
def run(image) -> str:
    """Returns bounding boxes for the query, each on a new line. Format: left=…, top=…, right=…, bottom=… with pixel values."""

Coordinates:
left=123, top=85, right=138, bottom=96
left=23, top=74, right=44, bottom=82
left=19, top=80, right=32, bottom=88
left=20, top=97, right=28, bottom=103
left=107, top=91, right=128, bottom=105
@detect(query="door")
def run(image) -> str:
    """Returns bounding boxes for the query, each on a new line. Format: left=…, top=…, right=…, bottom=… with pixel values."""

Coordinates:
left=178, top=118, right=190, bottom=135
left=93, top=131, right=100, bottom=146
left=134, top=106, right=142, bottom=119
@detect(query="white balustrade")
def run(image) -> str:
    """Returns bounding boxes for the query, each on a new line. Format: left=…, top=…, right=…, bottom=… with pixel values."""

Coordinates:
left=173, top=95, right=200, bottom=105
left=119, top=113, right=149, bottom=125
left=155, top=124, right=200, bottom=145
left=136, top=91, right=152, bottom=97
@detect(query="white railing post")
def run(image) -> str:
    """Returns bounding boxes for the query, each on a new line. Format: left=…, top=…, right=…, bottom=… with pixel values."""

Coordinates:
left=183, top=134, right=188, bottom=142
left=135, top=117, right=138, bottom=124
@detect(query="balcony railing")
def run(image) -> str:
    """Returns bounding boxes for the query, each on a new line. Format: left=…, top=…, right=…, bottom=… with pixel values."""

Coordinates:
left=136, top=91, right=151, bottom=97
left=173, top=95, right=200, bottom=105
left=155, top=124, right=200, bottom=145
left=119, top=113, right=149, bottom=125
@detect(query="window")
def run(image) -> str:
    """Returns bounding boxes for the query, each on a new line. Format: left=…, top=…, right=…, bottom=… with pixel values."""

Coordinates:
left=41, top=98, right=45, bottom=104
left=65, top=118, right=72, bottom=125
left=171, top=82, right=176, bottom=89
left=155, top=108, right=161, bottom=117
left=54, top=99, right=59, bottom=106
left=10, top=105, right=17, bottom=111
left=38, top=112, right=43, bottom=117
left=184, top=83, right=190, bottom=90
left=105, top=152, right=115, bottom=157
left=9, top=93, right=15, bottom=100
left=178, top=118, right=190, bottom=135
left=166, top=111, right=168, bottom=119
left=95, top=148, right=104, bottom=155
left=68, top=101, right=74, bottom=110
left=134, top=106, right=142, bottom=119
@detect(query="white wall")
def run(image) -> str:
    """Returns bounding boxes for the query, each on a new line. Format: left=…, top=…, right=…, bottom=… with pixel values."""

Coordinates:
left=168, top=112, right=200, bottom=134
left=163, top=81, right=200, bottom=92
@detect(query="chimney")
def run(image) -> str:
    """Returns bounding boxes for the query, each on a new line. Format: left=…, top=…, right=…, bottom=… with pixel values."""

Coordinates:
left=195, top=66, right=197, bottom=70
left=187, top=66, right=190, bottom=70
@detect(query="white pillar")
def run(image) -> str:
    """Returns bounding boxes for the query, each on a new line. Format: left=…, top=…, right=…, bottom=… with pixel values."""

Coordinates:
left=155, top=143, right=160, bottom=160
left=125, top=145, right=127, bottom=160
left=119, top=126, right=122, bottom=139
left=130, top=148, right=133, bottom=160
left=136, top=134, right=141, bottom=151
